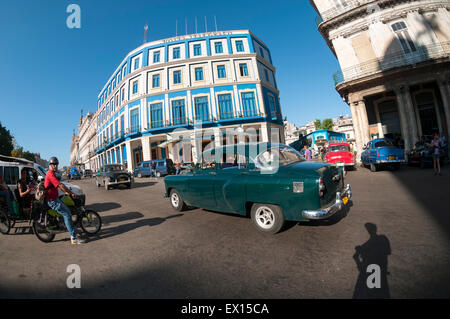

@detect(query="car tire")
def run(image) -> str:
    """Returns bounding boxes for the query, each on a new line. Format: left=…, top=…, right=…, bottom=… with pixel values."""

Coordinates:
left=127, top=183, right=131, bottom=189
left=156, top=171, right=161, bottom=178
left=420, top=158, right=425, bottom=169
left=250, top=203, right=285, bottom=234
left=370, top=163, right=377, bottom=172
left=169, top=189, right=187, bottom=212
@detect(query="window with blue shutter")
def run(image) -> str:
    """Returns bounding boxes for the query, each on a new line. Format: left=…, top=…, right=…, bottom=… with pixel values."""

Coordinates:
left=120, top=115, right=124, bottom=135
left=114, top=119, right=119, bottom=138
left=268, top=95, right=277, bottom=118
left=193, top=44, right=201, bottom=56
left=195, top=68, right=203, bottom=81
left=150, top=103, right=163, bottom=128
left=264, top=69, right=269, bottom=81
left=152, top=74, right=160, bottom=88
left=134, top=57, right=140, bottom=70
left=259, top=47, right=264, bottom=58
left=130, top=108, right=139, bottom=133
left=194, top=96, right=209, bottom=122
left=218, top=94, right=233, bottom=120
left=173, top=47, right=180, bottom=59
left=239, top=63, right=248, bottom=77
left=241, top=92, right=257, bottom=117
left=172, top=100, right=186, bottom=125
left=173, top=70, right=181, bottom=84
left=217, top=65, right=226, bottom=79
left=132, top=80, right=138, bottom=94
left=153, top=51, right=160, bottom=63
left=215, top=42, right=223, bottom=54
left=236, top=40, right=244, bottom=52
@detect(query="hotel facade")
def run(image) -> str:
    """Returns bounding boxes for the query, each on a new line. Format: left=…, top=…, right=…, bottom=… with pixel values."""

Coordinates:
left=93, top=30, right=284, bottom=172
left=311, top=0, right=450, bottom=161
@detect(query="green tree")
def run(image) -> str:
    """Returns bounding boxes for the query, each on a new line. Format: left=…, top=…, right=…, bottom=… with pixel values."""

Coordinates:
left=314, top=119, right=322, bottom=130
left=322, top=118, right=334, bottom=130
left=0, top=122, right=14, bottom=156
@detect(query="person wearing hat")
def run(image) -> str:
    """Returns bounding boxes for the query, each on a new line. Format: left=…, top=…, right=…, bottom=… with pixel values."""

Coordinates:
left=45, top=157, right=86, bottom=245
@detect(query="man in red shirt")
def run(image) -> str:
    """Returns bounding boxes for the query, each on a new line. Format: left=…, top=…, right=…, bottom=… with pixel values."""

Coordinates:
left=45, top=157, right=85, bottom=245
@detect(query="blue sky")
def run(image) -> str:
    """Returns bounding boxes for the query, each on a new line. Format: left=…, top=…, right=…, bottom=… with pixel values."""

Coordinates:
left=0, top=0, right=349, bottom=166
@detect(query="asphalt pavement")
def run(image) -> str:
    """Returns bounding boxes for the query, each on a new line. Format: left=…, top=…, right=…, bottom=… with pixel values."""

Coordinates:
left=0, top=164, right=449, bottom=298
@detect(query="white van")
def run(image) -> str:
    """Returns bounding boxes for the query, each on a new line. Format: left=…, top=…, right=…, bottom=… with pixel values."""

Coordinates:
left=0, top=155, right=85, bottom=201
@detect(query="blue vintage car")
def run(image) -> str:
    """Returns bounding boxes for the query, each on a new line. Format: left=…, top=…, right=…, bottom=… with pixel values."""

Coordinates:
left=133, top=159, right=176, bottom=178
left=361, top=138, right=405, bottom=172
left=70, top=167, right=81, bottom=180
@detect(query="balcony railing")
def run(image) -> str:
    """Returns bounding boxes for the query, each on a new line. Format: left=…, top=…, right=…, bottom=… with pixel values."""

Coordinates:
left=333, top=41, right=450, bottom=85
left=320, top=0, right=375, bottom=22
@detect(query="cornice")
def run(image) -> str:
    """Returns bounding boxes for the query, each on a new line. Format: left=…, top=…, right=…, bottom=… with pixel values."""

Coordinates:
left=322, top=0, right=449, bottom=41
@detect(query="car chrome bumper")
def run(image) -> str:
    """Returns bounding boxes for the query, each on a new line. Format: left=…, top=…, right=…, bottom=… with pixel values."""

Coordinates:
left=335, top=162, right=355, bottom=167
left=302, top=184, right=352, bottom=220
left=108, top=179, right=132, bottom=185
left=376, top=159, right=405, bottom=163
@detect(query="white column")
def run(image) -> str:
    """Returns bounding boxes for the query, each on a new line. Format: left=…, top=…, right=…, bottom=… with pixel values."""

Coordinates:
left=125, top=140, right=133, bottom=172
left=394, top=87, right=411, bottom=153
left=357, top=100, right=370, bottom=146
left=142, top=136, right=151, bottom=161
left=403, top=86, right=418, bottom=148
left=350, top=101, right=363, bottom=162
left=438, top=77, right=450, bottom=140
left=261, top=122, right=269, bottom=143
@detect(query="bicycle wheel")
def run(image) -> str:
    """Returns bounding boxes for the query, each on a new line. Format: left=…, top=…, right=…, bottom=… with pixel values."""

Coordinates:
left=0, top=211, right=10, bottom=235
left=80, top=210, right=102, bottom=235
left=32, top=220, right=56, bottom=243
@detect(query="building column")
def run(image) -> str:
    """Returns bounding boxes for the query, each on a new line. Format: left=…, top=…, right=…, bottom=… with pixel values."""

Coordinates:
left=403, top=86, right=418, bottom=148
left=394, top=87, right=412, bottom=153
left=350, top=101, right=363, bottom=162
left=125, top=140, right=133, bottom=172
left=260, top=122, right=270, bottom=143
left=357, top=100, right=370, bottom=146
left=142, top=136, right=151, bottom=161
left=438, top=76, right=450, bottom=138
left=374, top=103, right=384, bottom=138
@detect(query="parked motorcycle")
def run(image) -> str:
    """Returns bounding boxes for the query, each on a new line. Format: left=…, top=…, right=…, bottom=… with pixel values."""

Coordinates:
left=32, top=195, right=101, bottom=243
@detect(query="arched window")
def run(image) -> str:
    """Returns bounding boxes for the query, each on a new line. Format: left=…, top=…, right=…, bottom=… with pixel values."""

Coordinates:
left=391, top=22, right=416, bottom=54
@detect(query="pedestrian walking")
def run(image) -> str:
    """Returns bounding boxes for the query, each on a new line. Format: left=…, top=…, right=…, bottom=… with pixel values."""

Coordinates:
left=303, top=146, right=311, bottom=161
left=431, top=133, right=442, bottom=176
left=151, top=161, right=157, bottom=178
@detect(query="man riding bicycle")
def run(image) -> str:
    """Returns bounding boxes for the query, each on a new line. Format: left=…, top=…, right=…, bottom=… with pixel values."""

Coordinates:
left=45, top=157, right=85, bottom=245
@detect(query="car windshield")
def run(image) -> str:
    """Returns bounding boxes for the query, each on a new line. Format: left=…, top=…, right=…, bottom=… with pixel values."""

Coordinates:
left=254, top=146, right=304, bottom=169
left=375, top=140, right=394, bottom=148
left=329, top=145, right=350, bottom=152
left=106, top=165, right=123, bottom=172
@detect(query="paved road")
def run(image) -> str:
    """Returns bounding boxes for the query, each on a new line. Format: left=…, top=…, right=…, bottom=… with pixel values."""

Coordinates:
left=0, top=164, right=449, bottom=298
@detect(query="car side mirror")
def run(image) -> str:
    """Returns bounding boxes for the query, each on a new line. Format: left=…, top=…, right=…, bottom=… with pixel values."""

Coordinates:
left=38, top=175, right=44, bottom=182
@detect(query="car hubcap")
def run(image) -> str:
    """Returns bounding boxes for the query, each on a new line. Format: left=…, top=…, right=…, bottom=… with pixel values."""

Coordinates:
left=171, top=193, right=179, bottom=208
left=255, top=206, right=275, bottom=229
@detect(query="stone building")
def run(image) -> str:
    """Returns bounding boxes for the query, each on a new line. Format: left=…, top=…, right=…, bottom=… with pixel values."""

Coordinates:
left=333, top=114, right=355, bottom=142
left=311, top=0, right=450, bottom=160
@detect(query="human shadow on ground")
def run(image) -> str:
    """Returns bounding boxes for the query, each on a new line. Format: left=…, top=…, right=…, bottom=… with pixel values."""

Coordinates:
left=86, top=202, right=121, bottom=213
left=352, top=223, right=391, bottom=299
left=87, top=213, right=184, bottom=242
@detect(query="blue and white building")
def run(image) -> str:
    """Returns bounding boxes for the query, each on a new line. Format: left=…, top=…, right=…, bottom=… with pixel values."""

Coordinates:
left=93, top=30, right=284, bottom=172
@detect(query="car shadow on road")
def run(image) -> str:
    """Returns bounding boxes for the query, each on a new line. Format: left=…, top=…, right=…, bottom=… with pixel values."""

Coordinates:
left=86, top=202, right=121, bottom=213
left=128, top=181, right=158, bottom=189
left=295, top=200, right=353, bottom=229
left=352, top=223, right=391, bottom=299
left=87, top=213, right=184, bottom=242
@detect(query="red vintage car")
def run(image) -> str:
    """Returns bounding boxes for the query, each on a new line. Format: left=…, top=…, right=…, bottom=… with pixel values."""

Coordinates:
left=324, top=142, right=355, bottom=168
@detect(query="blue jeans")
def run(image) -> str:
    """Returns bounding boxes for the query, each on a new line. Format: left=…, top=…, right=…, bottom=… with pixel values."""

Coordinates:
left=0, top=190, right=13, bottom=215
left=47, top=198, right=76, bottom=238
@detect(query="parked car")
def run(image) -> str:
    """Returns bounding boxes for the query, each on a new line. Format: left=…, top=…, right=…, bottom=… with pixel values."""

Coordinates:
left=324, top=142, right=355, bottom=169
left=407, top=142, right=447, bottom=168
left=95, top=164, right=134, bottom=190
left=361, top=138, right=405, bottom=172
left=83, top=169, right=93, bottom=178
left=70, top=167, right=81, bottom=180
left=134, top=159, right=176, bottom=178
left=163, top=143, right=352, bottom=234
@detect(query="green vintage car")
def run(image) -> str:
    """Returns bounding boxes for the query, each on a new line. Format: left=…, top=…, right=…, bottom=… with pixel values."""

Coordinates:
left=163, top=143, right=352, bottom=234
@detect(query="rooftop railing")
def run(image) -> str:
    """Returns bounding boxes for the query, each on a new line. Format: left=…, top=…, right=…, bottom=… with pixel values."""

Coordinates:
left=333, top=41, right=450, bottom=85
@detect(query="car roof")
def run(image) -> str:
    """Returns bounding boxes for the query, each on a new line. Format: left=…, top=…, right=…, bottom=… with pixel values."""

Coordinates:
left=371, top=138, right=394, bottom=143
